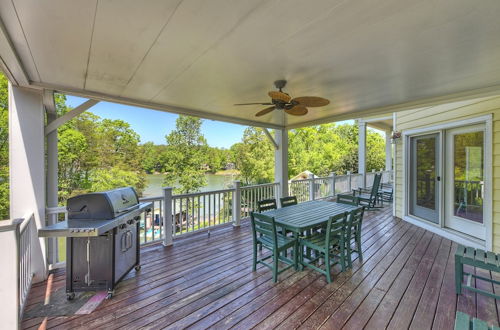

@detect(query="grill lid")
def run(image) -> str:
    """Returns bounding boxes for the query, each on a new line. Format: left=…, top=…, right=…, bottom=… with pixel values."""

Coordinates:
left=67, top=187, right=139, bottom=220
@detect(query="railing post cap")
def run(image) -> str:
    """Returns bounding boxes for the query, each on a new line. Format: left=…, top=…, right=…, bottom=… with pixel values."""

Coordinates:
left=162, top=186, right=173, bottom=190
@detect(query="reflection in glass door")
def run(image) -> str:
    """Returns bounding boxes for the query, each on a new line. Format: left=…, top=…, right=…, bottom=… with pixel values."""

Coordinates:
left=445, top=125, right=485, bottom=240
left=409, top=134, right=440, bottom=223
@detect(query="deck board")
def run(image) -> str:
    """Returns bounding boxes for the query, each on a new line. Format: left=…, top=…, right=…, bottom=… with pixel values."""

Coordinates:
left=21, top=204, right=500, bottom=330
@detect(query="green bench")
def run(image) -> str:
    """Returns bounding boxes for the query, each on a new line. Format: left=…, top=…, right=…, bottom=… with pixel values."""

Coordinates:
left=455, top=312, right=500, bottom=330
left=455, top=245, right=500, bottom=299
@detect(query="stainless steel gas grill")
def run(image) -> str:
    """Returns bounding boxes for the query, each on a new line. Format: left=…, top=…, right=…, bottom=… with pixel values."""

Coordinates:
left=39, top=187, right=152, bottom=300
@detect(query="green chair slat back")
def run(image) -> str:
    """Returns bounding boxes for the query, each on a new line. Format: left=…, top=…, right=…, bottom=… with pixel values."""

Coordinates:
left=455, top=245, right=500, bottom=299
left=257, top=199, right=277, bottom=212
left=345, top=206, right=365, bottom=267
left=250, top=212, right=298, bottom=282
left=354, top=173, right=382, bottom=209
left=299, top=212, right=348, bottom=283
left=336, top=194, right=359, bottom=206
left=250, top=212, right=278, bottom=244
left=454, top=311, right=498, bottom=330
left=280, top=196, right=298, bottom=208
left=370, top=173, right=382, bottom=197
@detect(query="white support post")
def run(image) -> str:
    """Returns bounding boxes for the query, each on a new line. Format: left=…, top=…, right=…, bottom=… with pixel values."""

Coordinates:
left=162, top=187, right=173, bottom=246
left=232, top=181, right=241, bottom=226
left=9, top=84, right=46, bottom=282
left=347, top=171, right=352, bottom=192
left=392, top=112, right=397, bottom=217
left=274, top=129, right=289, bottom=198
left=385, top=130, right=392, bottom=172
left=358, top=121, right=367, bottom=188
left=44, top=90, right=58, bottom=265
left=309, top=174, right=315, bottom=201
left=274, top=182, right=281, bottom=207
left=330, top=172, right=336, bottom=197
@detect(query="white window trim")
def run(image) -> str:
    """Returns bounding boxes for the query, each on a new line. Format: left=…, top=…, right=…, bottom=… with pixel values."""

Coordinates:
left=401, top=114, right=493, bottom=250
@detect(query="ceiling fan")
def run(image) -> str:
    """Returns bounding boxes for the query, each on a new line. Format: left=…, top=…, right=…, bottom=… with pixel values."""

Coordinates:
left=234, top=80, right=330, bottom=117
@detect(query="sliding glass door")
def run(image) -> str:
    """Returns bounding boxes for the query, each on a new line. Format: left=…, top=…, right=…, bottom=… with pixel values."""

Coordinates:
left=409, top=133, right=440, bottom=224
left=444, top=124, right=485, bottom=240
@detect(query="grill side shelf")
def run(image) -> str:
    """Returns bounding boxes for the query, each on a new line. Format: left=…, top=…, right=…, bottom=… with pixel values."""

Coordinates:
left=39, top=202, right=152, bottom=238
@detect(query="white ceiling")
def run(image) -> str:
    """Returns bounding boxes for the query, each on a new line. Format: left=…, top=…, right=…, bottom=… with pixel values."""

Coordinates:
left=1, top=0, right=500, bottom=128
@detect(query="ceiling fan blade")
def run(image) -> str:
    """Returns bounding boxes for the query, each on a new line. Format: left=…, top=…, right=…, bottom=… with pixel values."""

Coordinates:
left=268, top=91, right=291, bottom=103
left=255, top=106, right=275, bottom=117
left=285, top=105, right=308, bottom=116
left=292, top=96, right=330, bottom=107
left=234, top=102, right=273, bottom=106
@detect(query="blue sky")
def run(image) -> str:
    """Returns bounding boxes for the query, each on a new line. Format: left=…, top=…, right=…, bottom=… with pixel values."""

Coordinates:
left=66, top=95, right=247, bottom=148
left=65, top=95, right=360, bottom=148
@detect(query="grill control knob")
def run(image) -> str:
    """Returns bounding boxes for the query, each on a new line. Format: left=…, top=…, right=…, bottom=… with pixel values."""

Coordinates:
left=134, top=216, right=141, bottom=221
left=127, top=220, right=134, bottom=225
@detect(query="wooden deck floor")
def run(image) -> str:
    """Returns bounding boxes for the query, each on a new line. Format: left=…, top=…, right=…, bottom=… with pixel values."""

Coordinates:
left=22, top=205, right=500, bottom=329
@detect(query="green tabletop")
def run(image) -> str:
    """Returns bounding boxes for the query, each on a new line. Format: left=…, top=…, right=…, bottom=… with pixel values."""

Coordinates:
left=261, top=200, right=359, bottom=233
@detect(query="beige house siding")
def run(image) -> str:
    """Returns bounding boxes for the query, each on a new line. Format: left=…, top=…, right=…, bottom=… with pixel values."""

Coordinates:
left=394, top=96, right=500, bottom=251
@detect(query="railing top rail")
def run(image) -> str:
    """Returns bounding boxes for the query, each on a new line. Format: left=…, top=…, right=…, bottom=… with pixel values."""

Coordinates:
left=0, top=217, right=24, bottom=232
left=240, top=182, right=279, bottom=190
left=0, top=213, right=33, bottom=233
left=139, top=196, right=162, bottom=202
left=46, top=206, right=67, bottom=214
left=19, top=213, right=34, bottom=234
left=289, top=178, right=313, bottom=183
left=173, top=188, right=234, bottom=199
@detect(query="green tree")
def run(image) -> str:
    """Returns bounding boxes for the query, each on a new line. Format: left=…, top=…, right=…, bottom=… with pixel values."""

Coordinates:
left=232, top=127, right=274, bottom=184
left=163, top=116, right=208, bottom=193
left=0, top=73, right=9, bottom=219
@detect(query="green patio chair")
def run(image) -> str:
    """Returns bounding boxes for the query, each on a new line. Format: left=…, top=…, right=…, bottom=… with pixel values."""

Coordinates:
left=380, top=182, right=393, bottom=202
left=345, top=206, right=365, bottom=267
left=257, top=199, right=277, bottom=212
left=280, top=196, right=298, bottom=208
left=353, top=173, right=382, bottom=210
left=250, top=212, right=298, bottom=282
left=336, top=194, right=359, bottom=206
left=299, top=212, right=348, bottom=283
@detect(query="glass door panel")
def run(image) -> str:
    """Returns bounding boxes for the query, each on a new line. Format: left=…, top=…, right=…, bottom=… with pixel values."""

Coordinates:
left=445, top=125, right=485, bottom=240
left=409, top=134, right=440, bottom=223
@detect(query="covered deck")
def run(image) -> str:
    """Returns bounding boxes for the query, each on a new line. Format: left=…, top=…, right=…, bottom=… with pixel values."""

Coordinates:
left=22, top=204, right=499, bottom=330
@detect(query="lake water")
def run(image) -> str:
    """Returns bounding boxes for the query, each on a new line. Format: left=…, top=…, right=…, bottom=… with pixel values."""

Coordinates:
left=143, top=173, right=237, bottom=197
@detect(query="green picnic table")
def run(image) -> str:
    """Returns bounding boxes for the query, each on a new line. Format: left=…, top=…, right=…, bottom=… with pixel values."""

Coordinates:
left=262, top=200, right=359, bottom=235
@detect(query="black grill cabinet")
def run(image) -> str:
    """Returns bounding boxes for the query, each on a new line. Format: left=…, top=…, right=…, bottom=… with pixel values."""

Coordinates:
left=39, top=187, right=152, bottom=299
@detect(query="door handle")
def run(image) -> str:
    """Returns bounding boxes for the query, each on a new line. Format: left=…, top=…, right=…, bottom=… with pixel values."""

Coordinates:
left=436, top=176, right=441, bottom=182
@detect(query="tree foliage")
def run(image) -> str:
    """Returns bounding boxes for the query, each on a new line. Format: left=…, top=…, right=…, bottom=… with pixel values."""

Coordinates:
left=163, top=116, right=208, bottom=194
left=0, top=73, right=9, bottom=219
left=56, top=97, right=145, bottom=202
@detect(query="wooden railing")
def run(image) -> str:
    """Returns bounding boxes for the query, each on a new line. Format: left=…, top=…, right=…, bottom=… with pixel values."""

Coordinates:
left=288, top=170, right=392, bottom=203
left=18, top=214, right=35, bottom=318
left=0, top=213, right=35, bottom=327
left=44, top=170, right=392, bottom=249
left=240, top=183, right=280, bottom=218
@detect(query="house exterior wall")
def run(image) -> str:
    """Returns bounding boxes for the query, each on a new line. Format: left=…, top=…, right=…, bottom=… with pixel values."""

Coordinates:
left=394, top=96, right=500, bottom=251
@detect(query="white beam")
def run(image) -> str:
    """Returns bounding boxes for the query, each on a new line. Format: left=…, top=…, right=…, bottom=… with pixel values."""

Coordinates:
left=367, top=122, right=392, bottom=132
left=32, top=81, right=285, bottom=130
left=9, top=83, right=47, bottom=282
left=385, top=130, right=392, bottom=171
left=358, top=121, right=367, bottom=188
left=0, top=18, right=29, bottom=86
left=263, top=128, right=278, bottom=150
left=274, top=129, right=289, bottom=198
left=286, top=85, right=500, bottom=129
left=44, top=99, right=99, bottom=135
